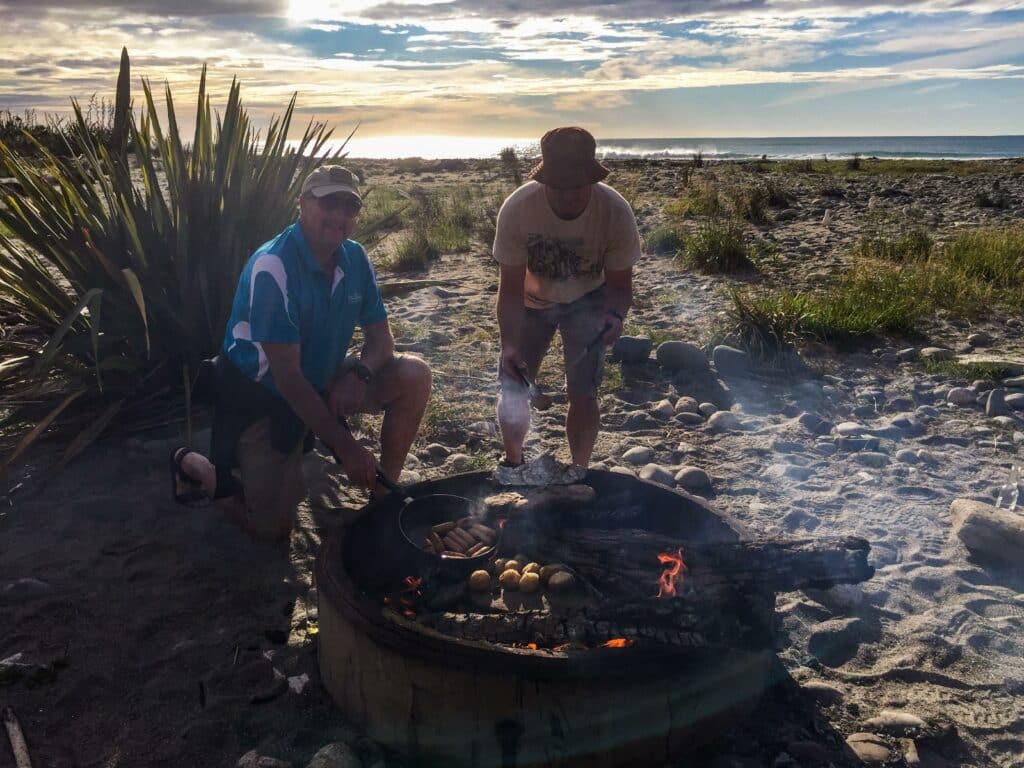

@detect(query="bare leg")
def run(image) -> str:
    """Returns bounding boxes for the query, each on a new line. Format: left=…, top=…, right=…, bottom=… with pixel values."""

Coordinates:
left=497, top=387, right=530, bottom=465
left=372, top=355, right=432, bottom=490
left=566, top=393, right=600, bottom=467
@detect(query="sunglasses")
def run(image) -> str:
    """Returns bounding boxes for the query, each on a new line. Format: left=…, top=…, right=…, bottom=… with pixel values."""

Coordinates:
left=317, top=195, right=362, bottom=215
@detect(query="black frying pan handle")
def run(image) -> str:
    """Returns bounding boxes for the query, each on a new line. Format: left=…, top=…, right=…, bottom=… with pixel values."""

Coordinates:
left=375, top=469, right=405, bottom=495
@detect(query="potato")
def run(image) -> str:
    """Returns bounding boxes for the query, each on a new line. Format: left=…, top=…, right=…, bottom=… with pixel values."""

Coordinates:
left=499, top=569, right=521, bottom=590
left=469, top=570, right=491, bottom=592
left=522, top=562, right=541, bottom=575
left=494, top=558, right=508, bottom=572
left=539, top=564, right=568, bottom=584
left=519, top=572, right=541, bottom=593
left=547, top=571, right=575, bottom=592
left=503, top=560, right=521, bottom=573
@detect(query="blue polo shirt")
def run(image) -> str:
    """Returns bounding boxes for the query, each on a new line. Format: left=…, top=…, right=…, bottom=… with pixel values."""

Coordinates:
left=221, top=222, right=388, bottom=396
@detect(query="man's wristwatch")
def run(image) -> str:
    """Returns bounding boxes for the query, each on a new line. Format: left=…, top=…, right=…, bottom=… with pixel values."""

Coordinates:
left=352, top=362, right=373, bottom=383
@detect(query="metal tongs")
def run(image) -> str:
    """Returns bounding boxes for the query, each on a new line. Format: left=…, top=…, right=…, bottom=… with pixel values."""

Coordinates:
left=566, top=321, right=613, bottom=368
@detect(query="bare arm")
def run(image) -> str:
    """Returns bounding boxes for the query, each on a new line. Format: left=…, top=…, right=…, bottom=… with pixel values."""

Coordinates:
left=325, top=318, right=396, bottom=419
left=263, top=341, right=377, bottom=487
left=359, top=318, right=396, bottom=372
left=601, top=267, right=633, bottom=344
left=497, top=263, right=527, bottom=378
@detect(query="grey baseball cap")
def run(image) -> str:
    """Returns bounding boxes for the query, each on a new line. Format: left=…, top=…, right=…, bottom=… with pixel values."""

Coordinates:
left=301, top=165, right=361, bottom=200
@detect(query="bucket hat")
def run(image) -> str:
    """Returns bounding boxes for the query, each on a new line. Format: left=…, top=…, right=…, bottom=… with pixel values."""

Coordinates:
left=301, top=165, right=361, bottom=201
left=529, top=127, right=609, bottom=188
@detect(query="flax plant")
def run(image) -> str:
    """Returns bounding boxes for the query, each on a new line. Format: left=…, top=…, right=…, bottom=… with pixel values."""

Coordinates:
left=0, top=62, right=346, bottom=468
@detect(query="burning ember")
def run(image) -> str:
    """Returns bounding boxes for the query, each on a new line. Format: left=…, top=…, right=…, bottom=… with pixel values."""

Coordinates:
left=599, top=638, right=634, bottom=649
left=383, top=576, right=423, bottom=618
left=656, top=548, right=688, bottom=598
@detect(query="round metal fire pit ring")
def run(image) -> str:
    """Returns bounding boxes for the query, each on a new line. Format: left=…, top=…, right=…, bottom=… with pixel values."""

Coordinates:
left=316, top=470, right=776, bottom=768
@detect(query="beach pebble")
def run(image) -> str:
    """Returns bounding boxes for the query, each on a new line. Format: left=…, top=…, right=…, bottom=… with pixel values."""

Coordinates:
left=698, top=402, right=719, bottom=417
left=639, top=464, right=675, bottom=486
left=425, top=443, right=451, bottom=459
left=1006, top=393, right=1024, bottom=410
left=798, top=413, right=833, bottom=435
left=306, top=742, right=363, bottom=768
left=896, top=449, right=919, bottom=464
left=608, top=465, right=635, bottom=477
left=845, top=733, right=892, bottom=765
left=622, top=446, right=653, bottom=465
left=897, top=347, right=919, bottom=362
left=808, top=617, right=866, bottom=666
left=447, top=453, right=475, bottom=471
left=651, top=399, right=675, bottom=419
left=706, top=411, right=741, bottom=432
left=951, top=498, right=1024, bottom=565
left=920, top=347, right=954, bottom=361
left=946, top=387, right=976, bottom=407
left=237, top=751, right=293, bottom=768
left=888, top=414, right=924, bottom=434
left=916, top=450, right=940, bottom=466
left=711, top=345, right=753, bottom=377
left=855, top=452, right=890, bottom=468
left=1003, top=375, right=1024, bottom=387
left=612, top=336, right=652, bottom=364
left=655, top=341, right=709, bottom=372
left=674, top=396, right=700, bottom=414
left=675, top=412, right=705, bottom=426
left=967, top=332, right=992, bottom=347
left=915, top=405, right=941, bottom=420
left=862, top=710, right=930, bottom=736
left=835, top=421, right=867, bottom=436
left=763, top=464, right=815, bottom=481
left=674, top=466, right=712, bottom=491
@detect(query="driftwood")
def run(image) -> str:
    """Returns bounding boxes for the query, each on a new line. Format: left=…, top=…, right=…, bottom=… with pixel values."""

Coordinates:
left=2, top=706, right=32, bottom=768
left=504, top=523, right=874, bottom=601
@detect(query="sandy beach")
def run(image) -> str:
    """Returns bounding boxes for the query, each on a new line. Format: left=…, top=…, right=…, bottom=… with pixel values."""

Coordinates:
left=3, top=157, right=1024, bottom=768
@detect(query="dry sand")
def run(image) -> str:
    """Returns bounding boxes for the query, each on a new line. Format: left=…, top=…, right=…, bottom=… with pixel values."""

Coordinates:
left=2, top=158, right=1024, bottom=768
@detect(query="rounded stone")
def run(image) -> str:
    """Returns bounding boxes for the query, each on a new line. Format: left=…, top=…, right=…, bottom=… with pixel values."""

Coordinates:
left=674, top=396, right=700, bottom=414
left=307, top=742, right=363, bottom=768
left=854, top=452, right=890, bottom=468
left=675, top=412, right=705, bottom=426
left=674, top=466, right=712, bottom=490
left=706, top=411, right=741, bottom=432
left=946, top=387, right=976, bottom=407
left=711, top=344, right=752, bottom=377
left=612, top=335, right=653, bottom=365
left=622, top=446, right=654, bottom=465
left=651, top=399, right=675, bottom=419
left=639, top=463, right=675, bottom=486
left=895, top=449, right=919, bottom=464
left=655, top=341, right=709, bottom=372
left=845, top=733, right=892, bottom=766
left=919, top=347, right=954, bottom=361
left=698, top=402, right=718, bottom=417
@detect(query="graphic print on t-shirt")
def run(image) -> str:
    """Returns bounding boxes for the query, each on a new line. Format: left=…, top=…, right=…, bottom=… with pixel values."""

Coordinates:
left=526, top=233, right=600, bottom=280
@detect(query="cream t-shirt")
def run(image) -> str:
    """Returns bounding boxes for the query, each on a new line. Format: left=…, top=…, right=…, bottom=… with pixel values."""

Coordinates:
left=492, top=181, right=642, bottom=309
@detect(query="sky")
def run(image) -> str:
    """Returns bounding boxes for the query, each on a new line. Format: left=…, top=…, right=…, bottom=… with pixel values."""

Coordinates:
left=1, top=0, right=1023, bottom=153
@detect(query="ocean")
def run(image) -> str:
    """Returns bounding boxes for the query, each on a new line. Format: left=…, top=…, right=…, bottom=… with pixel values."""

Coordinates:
left=339, top=134, right=1024, bottom=161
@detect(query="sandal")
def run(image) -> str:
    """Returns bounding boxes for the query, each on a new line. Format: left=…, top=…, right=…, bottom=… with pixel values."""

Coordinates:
left=170, top=446, right=210, bottom=506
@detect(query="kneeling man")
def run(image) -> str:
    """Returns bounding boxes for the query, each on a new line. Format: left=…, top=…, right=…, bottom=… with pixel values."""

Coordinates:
left=172, top=165, right=431, bottom=540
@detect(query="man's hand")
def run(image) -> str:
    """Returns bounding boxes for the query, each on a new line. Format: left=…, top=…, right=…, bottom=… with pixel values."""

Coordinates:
left=500, top=346, right=527, bottom=382
left=600, top=309, right=624, bottom=345
left=327, top=368, right=367, bottom=418
left=329, top=435, right=378, bottom=488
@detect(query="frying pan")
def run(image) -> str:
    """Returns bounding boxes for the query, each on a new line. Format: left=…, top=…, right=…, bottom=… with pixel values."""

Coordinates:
left=376, top=471, right=500, bottom=579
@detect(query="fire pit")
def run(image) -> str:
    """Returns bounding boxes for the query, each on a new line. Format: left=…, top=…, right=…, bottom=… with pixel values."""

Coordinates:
left=316, top=470, right=872, bottom=767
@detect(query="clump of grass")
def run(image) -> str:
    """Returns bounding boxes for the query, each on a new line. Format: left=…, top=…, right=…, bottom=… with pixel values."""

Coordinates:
left=944, top=227, right=1024, bottom=305
left=666, top=180, right=722, bottom=218
left=646, top=224, right=684, bottom=256
left=846, top=154, right=862, bottom=171
left=919, top=359, right=1015, bottom=380
left=762, top=178, right=794, bottom=207
left=680, top=220, right=754, bottom=273
left=728, top=184, right=770, bottom=225
left=692, top=150, right=704, bottom=168
left=855, top=228, right=933, bottom=262
left=424, top=187, right=476, bottom=251
left=388, top=229, right=439, bottom=272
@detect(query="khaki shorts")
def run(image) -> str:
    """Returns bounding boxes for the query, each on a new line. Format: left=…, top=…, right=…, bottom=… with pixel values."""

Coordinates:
left=233, top=354, right=413, bottom=525
left=499, top=285, right=607, bottom=398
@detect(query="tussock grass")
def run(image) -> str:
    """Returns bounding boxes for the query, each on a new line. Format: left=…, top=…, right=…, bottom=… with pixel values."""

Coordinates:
left=646, top=224, right=684, bottom=256
left=679, top=220, right=754, bottom=273
left=722, top=225, right=1024, bottom=358
left=854, top=228, right=933, bottom=262
left=728, top=184, right=770, bottom=225
left=387, top=229, right=439, bottom=272
left=665, top=180, right=722, bottom=218
left=919, top=359, right=1016, bottom=381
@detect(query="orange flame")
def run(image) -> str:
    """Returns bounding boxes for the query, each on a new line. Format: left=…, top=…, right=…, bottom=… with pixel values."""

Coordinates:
left=599, top=638, right=634, bottom=648
left=497, top=518, right=508, bottom=530
left=403, top=576, right=422, bottom=592
left=656, top=548, right=688, bottom=598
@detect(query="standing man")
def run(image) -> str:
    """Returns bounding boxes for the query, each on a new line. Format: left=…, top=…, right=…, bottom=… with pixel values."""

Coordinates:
left=493, top=127, right=641, bottom=479
left=171, top=165, right=431, bottom=540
